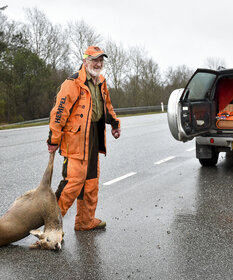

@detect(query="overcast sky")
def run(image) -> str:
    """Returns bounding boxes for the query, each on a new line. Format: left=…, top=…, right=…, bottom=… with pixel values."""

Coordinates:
left=3, top=0, right=233, bottom=73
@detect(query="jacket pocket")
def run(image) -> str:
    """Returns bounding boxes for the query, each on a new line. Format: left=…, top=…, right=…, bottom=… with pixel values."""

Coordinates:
left=61, top=125, right=81, bottom=155
left=63, top=124, right=81, bottom=133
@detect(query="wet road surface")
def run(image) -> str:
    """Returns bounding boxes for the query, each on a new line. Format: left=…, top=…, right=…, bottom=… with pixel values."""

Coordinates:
left=1, top=113, right=233, bottom=280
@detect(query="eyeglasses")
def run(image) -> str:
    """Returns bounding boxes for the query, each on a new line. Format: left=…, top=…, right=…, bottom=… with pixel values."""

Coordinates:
left=87, top=58, right=104, bottom=64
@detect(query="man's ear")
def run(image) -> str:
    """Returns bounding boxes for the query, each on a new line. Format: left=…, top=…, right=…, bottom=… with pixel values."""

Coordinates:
left=30, top=229, right=45, bottom=239
left=83, top=59, right=87, bottom=67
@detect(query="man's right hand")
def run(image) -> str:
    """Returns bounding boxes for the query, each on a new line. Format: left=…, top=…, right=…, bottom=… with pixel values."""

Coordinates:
left=47, top=144, right=59, bottom=153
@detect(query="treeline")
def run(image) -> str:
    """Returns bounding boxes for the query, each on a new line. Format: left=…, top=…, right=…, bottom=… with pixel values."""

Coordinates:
left=0, top=7, right=195, bottom=123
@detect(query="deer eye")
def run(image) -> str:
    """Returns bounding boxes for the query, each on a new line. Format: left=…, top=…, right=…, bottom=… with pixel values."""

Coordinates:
left=46, top=238, right=50, bottom=242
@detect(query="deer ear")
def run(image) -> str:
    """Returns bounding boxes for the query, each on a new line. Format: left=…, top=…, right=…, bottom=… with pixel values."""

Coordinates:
left=30, top=229, right=45, bottom=239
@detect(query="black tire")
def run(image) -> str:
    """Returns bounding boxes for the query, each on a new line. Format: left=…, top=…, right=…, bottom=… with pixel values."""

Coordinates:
left=199, top=152, right=219, bottom=166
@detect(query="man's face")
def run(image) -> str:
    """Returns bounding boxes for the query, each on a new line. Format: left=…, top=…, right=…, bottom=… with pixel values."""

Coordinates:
left=84, top=56, right=104, bottom=77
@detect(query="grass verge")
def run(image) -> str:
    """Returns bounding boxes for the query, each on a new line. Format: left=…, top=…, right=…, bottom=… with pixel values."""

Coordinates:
left=0, top=111, right=165, bottom=130
left=0, top=122, right=49, bottom=130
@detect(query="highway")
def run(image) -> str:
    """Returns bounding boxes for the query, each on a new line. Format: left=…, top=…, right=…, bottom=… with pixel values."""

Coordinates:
left=1, top=113, right=233, bottom=280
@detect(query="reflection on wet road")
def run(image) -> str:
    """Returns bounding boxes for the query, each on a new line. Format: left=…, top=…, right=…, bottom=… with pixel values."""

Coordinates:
left=1, top=114, right=233, bottom=280
left=173, top=154, right=233, bottom=280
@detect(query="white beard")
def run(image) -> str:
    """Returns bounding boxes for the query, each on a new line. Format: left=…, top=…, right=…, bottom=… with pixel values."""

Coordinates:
left=86, top=64, right=102, bottom=77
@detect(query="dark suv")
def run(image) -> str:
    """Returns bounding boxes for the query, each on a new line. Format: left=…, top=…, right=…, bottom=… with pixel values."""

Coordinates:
left=167, top=68, right=233, bottom=166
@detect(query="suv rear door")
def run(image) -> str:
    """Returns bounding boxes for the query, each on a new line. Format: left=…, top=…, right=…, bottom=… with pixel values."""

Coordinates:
left=167, top=69, right=217, bottom=142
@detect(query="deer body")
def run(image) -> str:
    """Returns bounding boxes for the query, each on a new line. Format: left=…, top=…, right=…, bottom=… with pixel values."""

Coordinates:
left=0, top=152, right=63, bottom=250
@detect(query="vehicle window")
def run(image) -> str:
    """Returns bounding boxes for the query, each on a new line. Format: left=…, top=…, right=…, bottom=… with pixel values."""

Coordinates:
left=183, top=72, right=216, bottom=100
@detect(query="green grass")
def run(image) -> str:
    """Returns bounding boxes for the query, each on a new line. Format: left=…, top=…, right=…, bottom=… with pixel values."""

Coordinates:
left=0, top=111, right=166, bottom=130
left=118, top=111, right=164, bottom=118
left=0, top=121, right=49, bottom=130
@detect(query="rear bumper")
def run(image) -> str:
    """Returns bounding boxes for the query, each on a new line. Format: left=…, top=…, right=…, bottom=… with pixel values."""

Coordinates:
left=196, top=136, right=233, bottom=149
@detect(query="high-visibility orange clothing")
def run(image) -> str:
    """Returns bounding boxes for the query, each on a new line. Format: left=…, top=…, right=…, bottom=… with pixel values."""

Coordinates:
left=48, top=64, right=120, bottom=160
left=48, top=65, right=120, bottom=230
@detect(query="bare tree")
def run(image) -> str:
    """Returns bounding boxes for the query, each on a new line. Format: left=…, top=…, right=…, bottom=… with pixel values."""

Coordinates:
left=204, top=57, right=227, bottom=70
left=67, top=20, right=102, bottom=67
left=128, top=46, right=147, bottom=78
left=45, top=24, right=70, bottom=69
left=0, top=17, right=22, bottom=47
left=142, top=58, right=161, bottom=86
left=0, top=9, right=7, bottom=32
left=163, top=65, right=193, bottom=104
left=104, top=40, right=129, bottom=90
left=164, top=65, right=193, bottom=87
left=0, top=5, right=7, bottom=10
left=23, top=7, right=70, bottom=69
left=122, top=47, right=162, bottom=106
left=126, top=46, right=147, bottom=98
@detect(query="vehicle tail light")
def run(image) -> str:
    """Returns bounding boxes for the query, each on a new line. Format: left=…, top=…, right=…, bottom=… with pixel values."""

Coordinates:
left=210, top=138, right=214, bottom=144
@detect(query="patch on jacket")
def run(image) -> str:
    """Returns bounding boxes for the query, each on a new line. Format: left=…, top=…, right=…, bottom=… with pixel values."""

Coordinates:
left=67, top=72, right=79, bottom=80
left=55, top=97, right=67, bottom=123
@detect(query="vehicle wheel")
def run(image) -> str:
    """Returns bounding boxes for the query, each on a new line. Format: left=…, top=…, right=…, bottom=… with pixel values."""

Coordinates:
left=199, top=152, right=219, bottom=166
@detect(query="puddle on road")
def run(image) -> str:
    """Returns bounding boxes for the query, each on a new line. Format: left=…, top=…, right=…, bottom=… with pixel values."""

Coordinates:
left=170, top=153, right=233, bottom=278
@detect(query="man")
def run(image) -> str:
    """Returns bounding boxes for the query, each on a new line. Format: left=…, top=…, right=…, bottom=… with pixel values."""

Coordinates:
left=47, top=46, right=121, bottom=231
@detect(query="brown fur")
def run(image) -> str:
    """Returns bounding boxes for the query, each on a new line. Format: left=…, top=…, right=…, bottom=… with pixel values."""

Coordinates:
left=0, top=152, right=63, bottom=250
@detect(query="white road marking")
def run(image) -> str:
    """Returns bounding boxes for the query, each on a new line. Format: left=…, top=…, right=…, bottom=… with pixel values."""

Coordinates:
left=186, top=147, right=195, bottom=152
left=154, top=156, right=175, bottom=165
left=103, top=172, right=137, bottom=186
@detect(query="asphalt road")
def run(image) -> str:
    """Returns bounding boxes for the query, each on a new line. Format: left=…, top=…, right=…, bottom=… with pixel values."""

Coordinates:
left=1, top=113, right=233, bottom=280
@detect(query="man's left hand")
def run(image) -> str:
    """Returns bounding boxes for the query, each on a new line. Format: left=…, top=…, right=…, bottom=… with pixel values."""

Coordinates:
left=112, top=128, right=121, bottom=139
left=47, top=143, right=59, bottom=153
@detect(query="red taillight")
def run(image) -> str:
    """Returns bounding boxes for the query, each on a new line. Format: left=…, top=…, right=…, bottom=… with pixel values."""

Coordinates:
left=210, top=138, right=214, bottom=144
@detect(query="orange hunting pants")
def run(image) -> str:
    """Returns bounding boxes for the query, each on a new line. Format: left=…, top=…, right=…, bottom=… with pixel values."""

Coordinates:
left=55, top=123, right=101, bottom=230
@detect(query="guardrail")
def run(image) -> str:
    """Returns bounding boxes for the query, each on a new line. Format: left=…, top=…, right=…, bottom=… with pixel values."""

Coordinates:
left=115, top=105, right=167, bottom=115
left=0, top=104, right=167, bottom=128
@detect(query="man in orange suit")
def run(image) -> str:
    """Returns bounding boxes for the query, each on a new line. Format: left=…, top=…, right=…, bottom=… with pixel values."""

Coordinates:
left=47, top=46, right=121, bottom=230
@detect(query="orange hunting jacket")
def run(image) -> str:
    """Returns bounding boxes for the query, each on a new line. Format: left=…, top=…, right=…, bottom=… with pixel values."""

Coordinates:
left=48, top=64, right=120, bottom=160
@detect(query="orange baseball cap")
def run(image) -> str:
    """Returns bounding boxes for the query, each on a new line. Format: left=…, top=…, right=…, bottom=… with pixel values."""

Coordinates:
left=83, top=46, right=108, bottom=59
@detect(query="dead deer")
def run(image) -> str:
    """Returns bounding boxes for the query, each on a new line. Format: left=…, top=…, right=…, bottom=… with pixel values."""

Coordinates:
left=0, top=151, right=63, bottom=250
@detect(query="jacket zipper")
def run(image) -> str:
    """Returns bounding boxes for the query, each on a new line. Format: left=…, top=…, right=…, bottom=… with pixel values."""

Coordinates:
left=83, top=97, right=92, bottom=161
left=100, top=82, right=107, bottom=120
left=100, top=83, right=107, bottom=155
